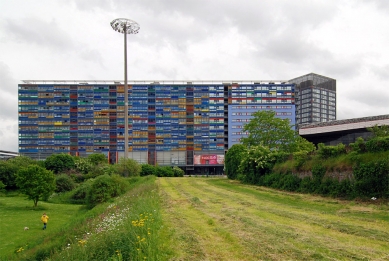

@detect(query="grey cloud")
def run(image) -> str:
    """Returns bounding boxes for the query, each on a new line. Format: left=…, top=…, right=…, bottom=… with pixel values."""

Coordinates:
left=78, top=48, right=105, bottom=67
left=0, top=123, right=18, bottom=151
left=371, top=64, right=389, bottom=80
left=312, top=55, right=362, bottom=80
left=345, top=86, right=389, bottom=108
left=66, top=0, right=115, bottom=12
left=4, top=17, right=74, bottom=51
left=0, top=62, right=15, bottom=96
left=0, top=62, right=18, bottom=121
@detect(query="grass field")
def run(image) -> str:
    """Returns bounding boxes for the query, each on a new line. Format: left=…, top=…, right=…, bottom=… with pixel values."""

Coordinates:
left=1, top=177, right=388, bottom=260
left=159, top=177, right=389, bottom=261
left=0, top=194, right=85, bottom=258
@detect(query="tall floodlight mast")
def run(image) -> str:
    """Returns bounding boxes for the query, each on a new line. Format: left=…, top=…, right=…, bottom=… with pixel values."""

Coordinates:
left=110, top=18, right=140, bottom=161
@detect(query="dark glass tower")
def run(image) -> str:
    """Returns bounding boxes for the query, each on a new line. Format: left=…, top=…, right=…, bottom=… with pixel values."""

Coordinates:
left=289, top=73, right=336, bottom=129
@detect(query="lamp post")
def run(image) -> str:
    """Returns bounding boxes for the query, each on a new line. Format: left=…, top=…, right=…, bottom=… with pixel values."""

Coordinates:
left=110, top=18, right=140, bottom=161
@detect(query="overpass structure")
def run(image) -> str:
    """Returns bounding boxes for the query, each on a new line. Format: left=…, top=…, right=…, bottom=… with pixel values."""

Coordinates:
left=299, top=114, right=389, bottom=146
left=0, top=150, right=19, bottom=160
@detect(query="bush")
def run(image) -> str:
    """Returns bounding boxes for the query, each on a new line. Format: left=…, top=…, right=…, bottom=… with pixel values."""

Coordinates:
left=110, top=175, right=130, bottom=196
left=280, top=174, right=301, bottom=192
left=273, top=151, right=291, bottom=164
left=156, top=166, right=174, bottom=177
left=238, top=146, right=273, bottom=185
left=88, top=153, right=107, bottom=165
left=335, top=179, right=355, bottom=199
left=116, top=158, right=141, bottom=177
left=298, top=177, right=315, bottom=193
left=317, top=178, right=339, bottom=196
left=70, top=180, right=93, bottom=204
left=349, top=137, right=366, bottom=153
left=86, top=175, right=130, bottom=207
left=353, top=160, right=389, bottom=198
left=225, top=144, right=247, bottom=180
left=87, top=175, right=117, bottom=207
left=45, top=153, right=75, bottom=174
left=292, top=151, right=310, bottom=170
left=0, top=180, right=5, bottom=193
left=262, top=173, right=282, bottom=188
left=365, top=137, right=389, bottom=153
left=140, top=164, right=156, bottom=176
left=172, top=166, right=185, bottom=177
left=55, top=174, right=76, bottom=193
left=317, top=143, right=346, bottom=159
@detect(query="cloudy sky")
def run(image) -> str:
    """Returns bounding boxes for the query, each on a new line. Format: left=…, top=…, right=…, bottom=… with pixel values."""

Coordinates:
left=1, top=0, right=389, bottom=152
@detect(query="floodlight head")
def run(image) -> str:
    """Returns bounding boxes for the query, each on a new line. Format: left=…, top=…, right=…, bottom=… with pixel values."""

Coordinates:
left=110, top=18, right=140, bottom=34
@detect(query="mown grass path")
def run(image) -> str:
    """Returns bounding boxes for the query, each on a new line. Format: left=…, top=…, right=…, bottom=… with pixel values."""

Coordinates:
left=159, top=177, right=389, bottom=261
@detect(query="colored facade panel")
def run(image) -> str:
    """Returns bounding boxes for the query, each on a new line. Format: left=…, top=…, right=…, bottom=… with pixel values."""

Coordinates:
left=228, top=83, right=295, bottom=147
left=18, top=81, right=299, bottom=173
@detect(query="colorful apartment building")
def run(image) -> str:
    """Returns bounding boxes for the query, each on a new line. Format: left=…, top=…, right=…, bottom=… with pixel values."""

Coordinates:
left=18, top=80, right=295, bottom=174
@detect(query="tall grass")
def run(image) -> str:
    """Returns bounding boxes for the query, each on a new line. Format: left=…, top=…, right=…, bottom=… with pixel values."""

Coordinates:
left=273, top=150, right=389, bottom=174
left=4, top=176, right=174, bottom=261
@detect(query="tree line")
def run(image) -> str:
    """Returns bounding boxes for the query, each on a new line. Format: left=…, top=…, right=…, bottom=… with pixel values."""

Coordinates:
left=0, top=154, right=184, bottom=207
left=225, top=110, right=389, bottom=200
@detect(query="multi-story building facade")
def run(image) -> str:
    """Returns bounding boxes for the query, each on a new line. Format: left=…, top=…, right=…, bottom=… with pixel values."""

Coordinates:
left=289, top=73, right=336, bottom=129
left=18, top=80, right=295, bottom=174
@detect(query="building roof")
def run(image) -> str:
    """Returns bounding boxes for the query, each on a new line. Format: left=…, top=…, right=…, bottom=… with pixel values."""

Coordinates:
left=299, top=114, right=389, bottom=135
left=20, top=80, right=291, bottom=85
left=289, top=73, right=335, bottom=83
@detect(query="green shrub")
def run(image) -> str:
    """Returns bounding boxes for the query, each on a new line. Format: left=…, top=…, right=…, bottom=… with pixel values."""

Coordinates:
left=238, top=146, right=273, bottom=185
left=353, top=160, right=389, bottom=198
left=55, top=174, right=76, bottom=193
left=317, top=143, right=346, bottom=159
left=225, top=144, right=247, bottom=180
left=74, top=157, right=92, bottom=174
left=262, top=173, right=282, bottom=188
left=140, top=164, right=156, bottom=176
left=86, top=174, right=130, bottom=207
left=0, top=180, right=5, bottom=192
left=172, top=166, right=185, bottom=177
left=292, top=151, right=310, bottom=170
left=87, top=175, right=117, bottom=207
left=317, top=178, right=339, bottom=196
left=156, top=166, right=174, bottom=177
left=280, top=174, right=301, bottom=192
left=349, top=137, right=366, bottom=153
left=45, top=153, right=75, bottom=174
left=298, top=177, right=315, bottom=193
left=69, top=180, right=93, bottom=204
left=273, top=151, right=290, bottom=163
left=335, top=179, right=355, bottom=199
left=116, top=158, right=141, bottom=177
left=365, top=137, right=389, bottom=153
left=110, top=175, right=130, bottom=196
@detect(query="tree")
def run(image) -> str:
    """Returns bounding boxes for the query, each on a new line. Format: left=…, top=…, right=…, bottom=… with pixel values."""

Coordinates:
left=116, top=158, right=141, bottom=177
left=15, top=165, right=56, bottom=207
left=225, top=144, right=247, bottom=180
left=0, top=156, right=38, bottom=190
left=88, top=153, right=107, bottom=165
left=241, top=110, right=299, bottom=152
left=45, top=153, right=75, bottom=174
left=238, top=145, right=274, bottom=184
